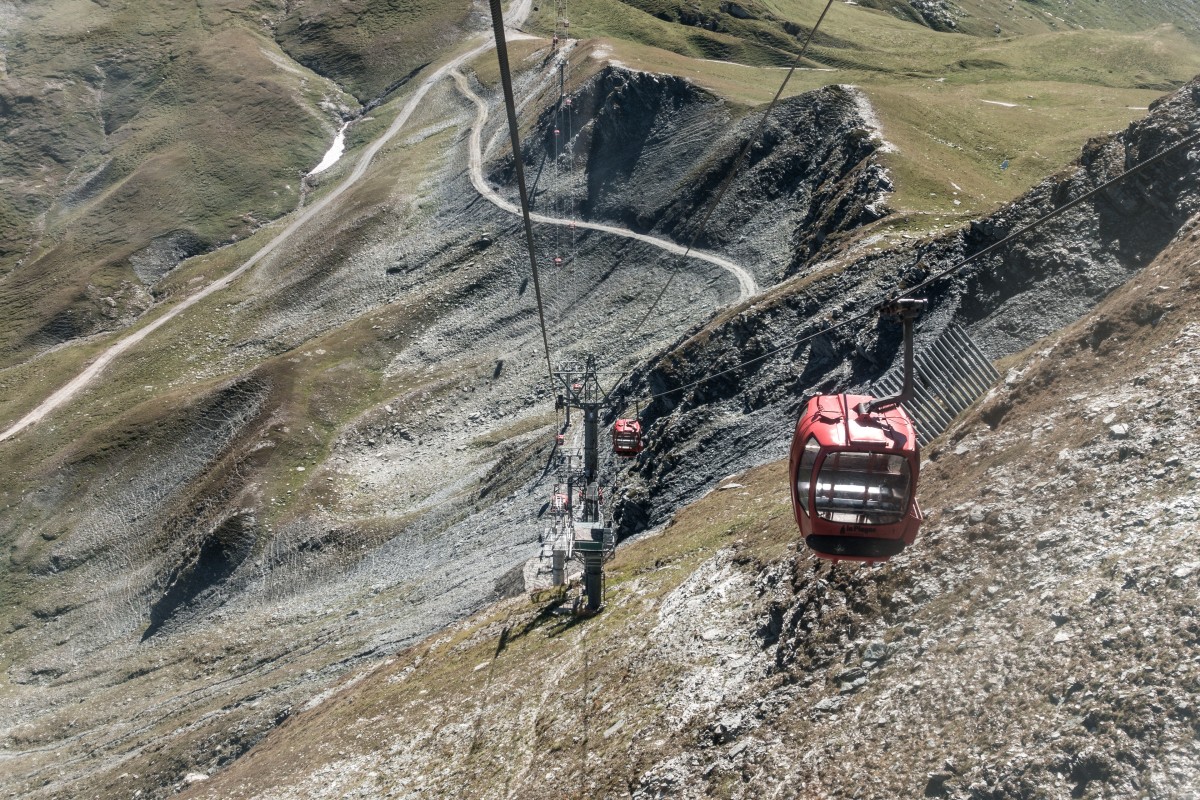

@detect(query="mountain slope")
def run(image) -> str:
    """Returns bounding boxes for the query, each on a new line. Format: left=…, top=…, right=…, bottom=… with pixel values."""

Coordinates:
left=1, top=3, right=1199, bottom=798
left=609, top=72, right=1200, bottom=533
left=855, top=0, right=1200, bottom=39
left=0, top=0, right=483, bottom=366
left=270, top=0, right=482, bottom=102
left=179, top=74, right=1200, bottom=799
left=176, top=211, right=1200, bottom=799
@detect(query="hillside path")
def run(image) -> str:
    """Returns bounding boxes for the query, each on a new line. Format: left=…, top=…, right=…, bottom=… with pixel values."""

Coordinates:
left=0, top=1, right=533, bottom=443
left=450, top=69, right=759, bottom=303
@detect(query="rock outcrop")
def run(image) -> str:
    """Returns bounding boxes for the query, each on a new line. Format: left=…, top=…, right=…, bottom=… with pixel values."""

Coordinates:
left=614, top=75, right=1200, bottom=535
left=508, top=67, right=894, bottom=287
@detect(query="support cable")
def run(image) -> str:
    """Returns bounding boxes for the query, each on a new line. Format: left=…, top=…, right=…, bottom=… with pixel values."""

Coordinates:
left=630, top=128, right=1200, bottom=402
left=550, top=74, right=562, bottom=321
left=631, top=0, right=837, bottom=334
left=489, top=0, right=556, bottom=385
left=561, top=12, right=581, bottom=313
left=898, top=128, right=1200, bottom=300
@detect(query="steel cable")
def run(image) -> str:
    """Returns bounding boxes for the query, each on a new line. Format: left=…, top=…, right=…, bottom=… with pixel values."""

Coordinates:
left=489, top=0, right=556, bottom=385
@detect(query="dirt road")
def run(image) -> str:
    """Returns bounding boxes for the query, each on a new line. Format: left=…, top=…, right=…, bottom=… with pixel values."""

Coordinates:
left=451, top=69, right=759, bottom=303
left=0, top=2, right=533, bottom=443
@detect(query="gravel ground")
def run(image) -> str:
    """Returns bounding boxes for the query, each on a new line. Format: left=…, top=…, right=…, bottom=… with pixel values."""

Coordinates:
left=173, top=199, right=1200, bottom=800
left=7, top=44, right=1195, bottom=800
left=0, top=43, right=894, bottom=799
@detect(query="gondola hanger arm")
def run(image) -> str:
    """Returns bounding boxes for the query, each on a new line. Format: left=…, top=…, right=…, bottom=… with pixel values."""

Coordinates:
left=857, top=298, right=927, bottom=416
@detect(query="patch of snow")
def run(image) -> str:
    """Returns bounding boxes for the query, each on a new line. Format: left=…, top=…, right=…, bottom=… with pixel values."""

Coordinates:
left=309, top=122, right=349, bottom=176
left=981, top=100, right=1019, bottom=108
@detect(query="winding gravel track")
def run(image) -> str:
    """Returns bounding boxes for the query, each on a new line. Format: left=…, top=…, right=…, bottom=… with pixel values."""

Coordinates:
left=0, top=2, right=533, bottom=443
left=0, top=0, right=752, bottom=443
left=450, top=69, right=759, bottom=303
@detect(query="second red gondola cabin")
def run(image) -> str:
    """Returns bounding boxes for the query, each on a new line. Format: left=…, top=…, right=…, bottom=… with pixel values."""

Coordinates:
left=612, top=418, right=643, bottom=457
left=789, top=394, right=922, bottom=562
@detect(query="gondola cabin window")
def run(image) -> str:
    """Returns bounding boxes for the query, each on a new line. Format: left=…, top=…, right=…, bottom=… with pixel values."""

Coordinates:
left=813, top=450, right=911, bottom=525
left=796, top=437, right=819, bottom=513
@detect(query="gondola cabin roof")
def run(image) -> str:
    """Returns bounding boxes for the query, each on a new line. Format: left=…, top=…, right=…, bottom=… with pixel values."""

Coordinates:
left=803, top=394, right=917, bottom=452
left=613, top=418, right=640, bottom=435
left=613, top=418, right=643, bottom=456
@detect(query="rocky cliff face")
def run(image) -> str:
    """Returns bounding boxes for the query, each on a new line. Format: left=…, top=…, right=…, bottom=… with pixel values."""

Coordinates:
left=613, top=75, right=1200, bottom=535
left=510, top=67, right=893, bottom=286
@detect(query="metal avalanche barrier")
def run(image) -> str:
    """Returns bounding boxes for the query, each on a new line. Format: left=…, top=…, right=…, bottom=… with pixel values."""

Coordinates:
left=871, top=324, right=1000, bottom=446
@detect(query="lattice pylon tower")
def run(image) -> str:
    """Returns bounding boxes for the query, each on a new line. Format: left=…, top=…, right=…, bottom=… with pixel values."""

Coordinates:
left=555, top=0, right=568, bottom=42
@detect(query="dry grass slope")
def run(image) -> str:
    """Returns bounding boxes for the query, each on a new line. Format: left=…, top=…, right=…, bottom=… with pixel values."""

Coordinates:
left=179, top=221, right=1200, bottom=799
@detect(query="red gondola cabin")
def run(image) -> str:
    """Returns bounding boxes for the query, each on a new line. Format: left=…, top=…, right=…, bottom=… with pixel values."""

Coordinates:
left=789, top=394, right=922, bottom=562
left=612, top=418, right=643, bottom=457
